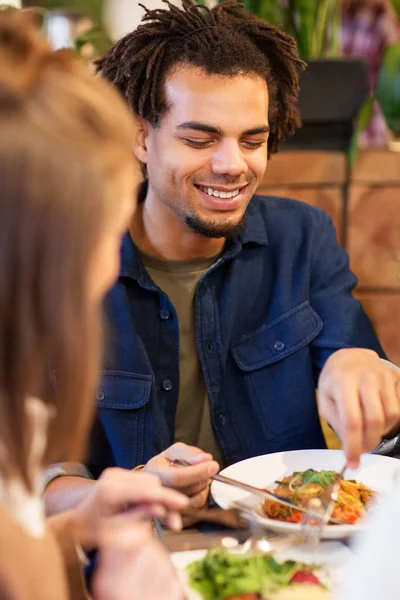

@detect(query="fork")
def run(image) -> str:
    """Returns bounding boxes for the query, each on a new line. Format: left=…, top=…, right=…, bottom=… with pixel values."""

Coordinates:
left=226, top=497, right=327, bottom=553
left=320, top=462, right=347, bottom=525
left=297, top=462, right=347, bottom=546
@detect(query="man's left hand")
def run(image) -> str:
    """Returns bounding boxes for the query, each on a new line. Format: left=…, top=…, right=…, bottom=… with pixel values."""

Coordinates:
left=318, top=348, right=400, bottom=469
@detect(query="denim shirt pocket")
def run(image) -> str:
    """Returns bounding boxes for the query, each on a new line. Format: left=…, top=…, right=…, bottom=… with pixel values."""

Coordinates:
left=231, top=301, right=323, bottom=370
left=96, top=370, right=152, bottom=468
left=231, top=301, right=323, bottom=440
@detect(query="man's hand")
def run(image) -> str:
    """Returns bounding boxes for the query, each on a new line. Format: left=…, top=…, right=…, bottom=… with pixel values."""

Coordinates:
left=318, top=348, right=400, bottom=468
left=94, top=520, right=184, bottom=600
left=72, top=468, right=189, bottom=551
left=143, top=442, right=220, bottom=509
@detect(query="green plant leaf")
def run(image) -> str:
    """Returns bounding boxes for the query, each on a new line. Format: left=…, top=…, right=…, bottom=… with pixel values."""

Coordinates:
left=289, top=0, right=317, bottom=58
left=313, top=0, right=329, bottom=58
left=74, top=23, right=112, bottom=56
left=311, top=0, right=339, bottom=58
left=329, top=0, right=340, bottom=58
left=229, top=0, right=340, bottom=59
left=23, top=0, right=103, bottom=24
left=255, top=0, right=285, bottom=24
left=347, top=94, right=375, bottom=168
left=376, top=42, right=400, bottom=135
left=389, top=0, right=400, bottom=21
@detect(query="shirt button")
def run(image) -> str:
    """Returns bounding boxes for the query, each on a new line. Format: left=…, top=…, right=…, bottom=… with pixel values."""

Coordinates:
left=162, top=379, right=173, bottom=391
left=96, top=389, right=105, bottom=401
left=160, top=309, right=170, bottom=320
left=274, top=340, right=285, bottom=351
left=219, top=413, right=226, bottom=426
left=205, top=341, right=213, bottom=354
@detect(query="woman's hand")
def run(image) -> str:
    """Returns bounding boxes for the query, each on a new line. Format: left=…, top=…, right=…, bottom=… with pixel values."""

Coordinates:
left=71, top=467, right=189, bottom=550
left=93, top=519, right=185, bottom=600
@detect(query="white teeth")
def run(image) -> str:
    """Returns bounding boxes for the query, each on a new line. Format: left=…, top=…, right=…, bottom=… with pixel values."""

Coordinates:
left=199, top=186, right=241, bottom=199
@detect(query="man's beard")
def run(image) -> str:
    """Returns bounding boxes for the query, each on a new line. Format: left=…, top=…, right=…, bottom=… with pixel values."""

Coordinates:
left=185, top=212, right=247, bottom=239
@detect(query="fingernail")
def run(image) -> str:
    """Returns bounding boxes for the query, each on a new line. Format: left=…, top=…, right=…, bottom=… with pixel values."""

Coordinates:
left=152, top=505, right=166, bottom=519
left=192, top=453, right=212, bottom=463
left=207, top=463, right=219, bottom=475
left=169, top=512, right=182, bottom=531
left=176, top=494, right=189, bottom=507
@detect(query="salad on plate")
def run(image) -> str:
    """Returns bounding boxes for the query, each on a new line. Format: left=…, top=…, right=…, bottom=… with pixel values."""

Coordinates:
left=186, top=549, right=330, bottom=600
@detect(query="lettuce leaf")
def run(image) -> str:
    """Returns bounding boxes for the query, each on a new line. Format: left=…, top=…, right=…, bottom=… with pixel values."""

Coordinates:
left=292, top=469, right=339, bottom=488
left=187, top=550, right=312, bottom=600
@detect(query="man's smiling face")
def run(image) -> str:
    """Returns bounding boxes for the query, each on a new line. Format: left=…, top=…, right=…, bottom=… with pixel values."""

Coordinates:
left=137, top=65, right=270, bottom=239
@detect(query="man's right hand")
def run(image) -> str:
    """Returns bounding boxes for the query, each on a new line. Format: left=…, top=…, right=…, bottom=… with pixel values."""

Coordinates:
left=143, top=442, right=220, bottom=509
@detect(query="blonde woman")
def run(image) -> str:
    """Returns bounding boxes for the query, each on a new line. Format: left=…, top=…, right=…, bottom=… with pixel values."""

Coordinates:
left=0, top=11, right=186, bottom=600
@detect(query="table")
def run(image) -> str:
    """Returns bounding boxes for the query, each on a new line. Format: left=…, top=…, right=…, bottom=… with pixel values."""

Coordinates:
left=157, top=521, right=255, bottom=552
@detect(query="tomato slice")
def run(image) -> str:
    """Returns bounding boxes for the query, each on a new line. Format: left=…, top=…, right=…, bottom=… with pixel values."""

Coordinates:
left=290, top=570, right=322, bottom=586
left=286, top=510, right=302, bottom=523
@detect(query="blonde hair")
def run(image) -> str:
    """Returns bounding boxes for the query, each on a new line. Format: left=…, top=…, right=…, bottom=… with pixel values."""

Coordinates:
left=0, top=11, right=137, bottom=489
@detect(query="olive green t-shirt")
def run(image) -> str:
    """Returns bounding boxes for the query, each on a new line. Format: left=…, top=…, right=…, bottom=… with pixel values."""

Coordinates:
left=140, top=250, right=225, bottom=468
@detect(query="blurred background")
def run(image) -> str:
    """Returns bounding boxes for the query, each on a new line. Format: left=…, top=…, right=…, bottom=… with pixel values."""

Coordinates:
left=3, top=0, right=400, bottom=399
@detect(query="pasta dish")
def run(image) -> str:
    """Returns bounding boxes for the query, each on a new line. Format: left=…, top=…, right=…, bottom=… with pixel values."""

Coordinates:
left=262, top=469, right=376, bottom=525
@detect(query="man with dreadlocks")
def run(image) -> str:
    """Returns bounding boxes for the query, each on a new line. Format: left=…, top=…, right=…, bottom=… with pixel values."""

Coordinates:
left=45, top=0, right=400, bottom=515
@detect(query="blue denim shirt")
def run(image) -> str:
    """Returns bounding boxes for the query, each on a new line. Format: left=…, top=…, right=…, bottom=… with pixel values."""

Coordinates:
left=87, top=194, right=384, bottom=477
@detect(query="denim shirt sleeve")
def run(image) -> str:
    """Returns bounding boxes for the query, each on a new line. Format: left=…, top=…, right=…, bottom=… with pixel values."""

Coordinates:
left=309, top=214, right=385, bottom=378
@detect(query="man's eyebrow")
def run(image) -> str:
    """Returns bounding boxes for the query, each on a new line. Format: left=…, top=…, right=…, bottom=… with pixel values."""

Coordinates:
left=243, top=126, right=270, bottom=136
left=176, top=122, right=270, bottom=136
left=177, top=121, right=222, bottom=135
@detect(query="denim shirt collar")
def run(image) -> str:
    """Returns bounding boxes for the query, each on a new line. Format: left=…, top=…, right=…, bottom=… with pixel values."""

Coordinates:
left=120, top=187, right=268, bottom=284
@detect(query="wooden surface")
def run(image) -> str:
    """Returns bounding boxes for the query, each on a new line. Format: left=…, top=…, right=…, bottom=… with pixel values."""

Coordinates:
left=348, top=186, right=400, bottom=289
left=355, top=292, right=400, bottom=366
left=351, top=149, right=400, bottom=184
left=263, top=151, right=346, bottom=186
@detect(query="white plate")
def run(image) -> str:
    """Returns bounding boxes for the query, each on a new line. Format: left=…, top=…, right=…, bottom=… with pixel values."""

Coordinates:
left=171, top=541, right=353, bottom=599
left=211, top=449, right=400, bottom=539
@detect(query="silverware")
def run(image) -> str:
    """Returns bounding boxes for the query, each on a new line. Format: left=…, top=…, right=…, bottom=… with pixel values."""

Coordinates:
left=223, top=499, right=322, bottom=552
left=319, top=462, right=347, bottom=525
left=290, top=461, right=348, bottom=547
left=171, top=459, right=346, bottom=525
left=221, top=529, right=305, bottom=555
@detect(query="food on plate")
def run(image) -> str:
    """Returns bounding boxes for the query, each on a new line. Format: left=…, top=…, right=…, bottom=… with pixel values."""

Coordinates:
left=186, top=548, right=326, bottom=600
left=267, top=586, right=331, bottom=600
left=262, top=469, right=376, bottom=525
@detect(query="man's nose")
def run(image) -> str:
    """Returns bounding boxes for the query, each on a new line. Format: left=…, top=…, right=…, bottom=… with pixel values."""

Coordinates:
left=211, top=140, right=248, bottom=177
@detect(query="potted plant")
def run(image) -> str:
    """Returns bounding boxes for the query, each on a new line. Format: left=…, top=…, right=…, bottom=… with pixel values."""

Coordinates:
left=20, top=0, right=112, bottom=57
left=347, top=0, right=400, bottom=161
left=376, top=42, right=400, bottom=150
left=257, top=0, right=369, bottom=151
left=210, top=0, right=369, bottom=152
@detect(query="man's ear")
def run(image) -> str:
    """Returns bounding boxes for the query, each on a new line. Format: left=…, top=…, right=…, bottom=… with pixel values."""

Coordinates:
left=133, top=116, right=149, bottom=165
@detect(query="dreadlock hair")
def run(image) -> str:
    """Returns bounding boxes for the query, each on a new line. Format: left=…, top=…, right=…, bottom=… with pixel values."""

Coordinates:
left=96, top=0, right=306, bottom=156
